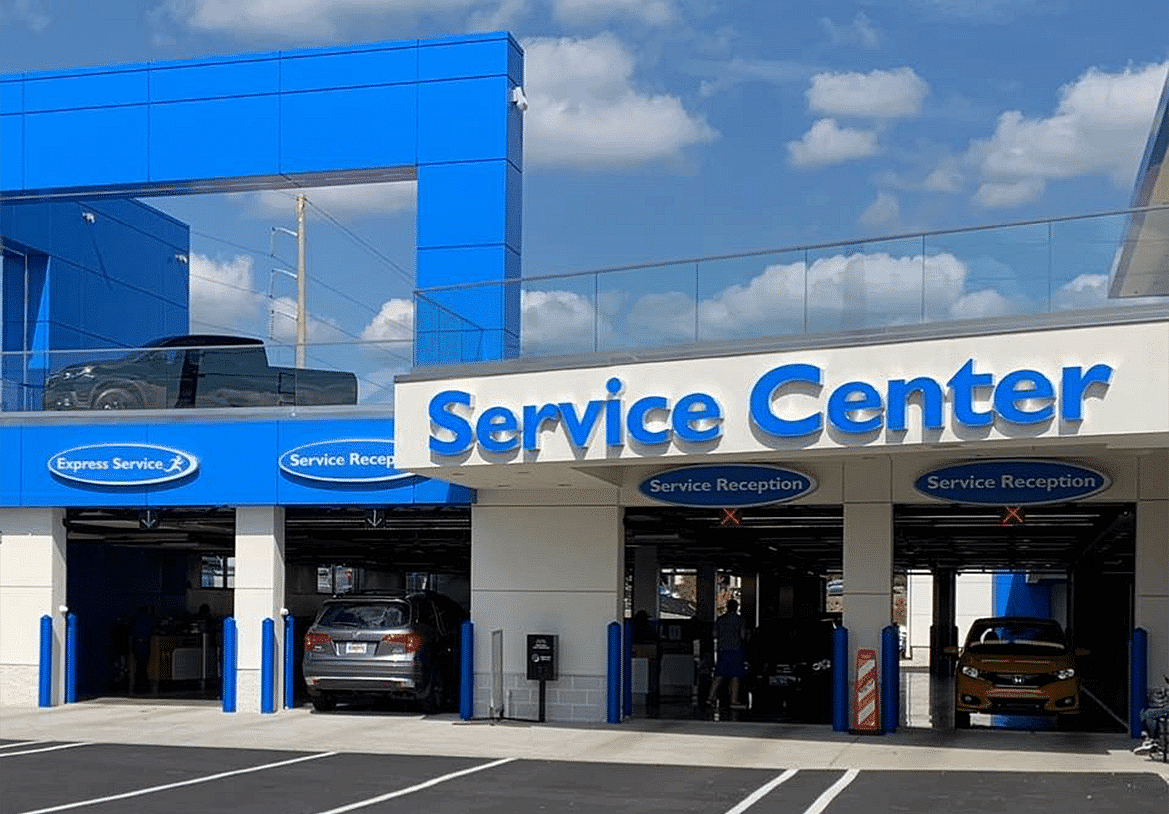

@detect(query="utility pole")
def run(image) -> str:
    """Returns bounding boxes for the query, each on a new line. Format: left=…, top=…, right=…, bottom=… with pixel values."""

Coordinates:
left=296, top=194, right=307, bottom=369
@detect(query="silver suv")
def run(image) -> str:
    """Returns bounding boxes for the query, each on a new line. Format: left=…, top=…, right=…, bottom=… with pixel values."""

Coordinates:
left=302, top=591, right=467, bottom=713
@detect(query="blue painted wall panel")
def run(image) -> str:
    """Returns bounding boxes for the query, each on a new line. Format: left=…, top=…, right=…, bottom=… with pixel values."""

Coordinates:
left=25, top=107, right=149, bottom=190
left=280, top=85, right=417, bottom=174
left=144, top=421, right=278, bottom=506
left=149, top=96, right=280, bottom=182
left=0, top=79, right=21, bottom=114
left=150, top=58, right=280, bottom=102
left=418, top=38, right=509, bottom=81
left=280, top=46, right=417, bottom=92
left=21, top=423, right=153, bottom=508
left=0, top=427, right=20, bottom=503
left=24, top=69, right=149, bottom=112
left=0, top=114, right=21, bottom=189
left=417, top=76, right=508, bottom=164
left=417, top=161, right=508, bottom=249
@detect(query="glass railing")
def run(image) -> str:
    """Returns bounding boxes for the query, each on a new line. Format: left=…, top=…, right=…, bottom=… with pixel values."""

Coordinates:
left=414, top=205, right=1169, bottom=366
left=1, top=339, right=410, bottom=413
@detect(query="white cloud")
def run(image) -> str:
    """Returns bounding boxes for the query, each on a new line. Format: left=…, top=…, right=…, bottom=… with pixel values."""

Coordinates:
left=13, top=0, right=51, bottom=31
left=860, top=191, right=900, bottom=229
left=521, top=288, right=609, bottom=355
left=523, top=34, right=717, bottom=168
left=252, top=182, right=415, bottom=218
left=161, top=0, right=487, bottom=38
left=922, top=162, right=964, bottom=193
left=820, top=12, right=880, bottom=48
left=361, top=298, right=415, bottom=342
left=807, top=67, right=929, bottom=119
left=968, top=60, right=1169, bottom=208
left=268, top=295, right=349, bottom=343
left=188, top=253, right=263, bottom=332
left=787, top=118, right=879, bottom=168
left=553, top=0, right=674, bottom=26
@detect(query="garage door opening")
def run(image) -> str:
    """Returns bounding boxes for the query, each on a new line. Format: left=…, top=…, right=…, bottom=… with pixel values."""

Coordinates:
left=65, top=507, right=235, bottom=703
left=623, top=505, right=844, bottom=724
left=895, top=501, right=1134, bottom=733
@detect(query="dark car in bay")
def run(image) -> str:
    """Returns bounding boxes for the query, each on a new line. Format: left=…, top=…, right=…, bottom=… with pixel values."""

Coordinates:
left=302, top=590, right=467, bottom=713
left=746, top=616, right=836, bottom=722
left=42, top=334, right=357, bottom=410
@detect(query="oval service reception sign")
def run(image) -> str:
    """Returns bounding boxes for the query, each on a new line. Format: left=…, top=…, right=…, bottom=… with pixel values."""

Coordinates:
left=639, top=464, right=816, bottom=507
left=279, top=439, right=413, bottom=484
left=48, top=444, right=198, bottom=486
left=915, top=459, right=1110, bottom=505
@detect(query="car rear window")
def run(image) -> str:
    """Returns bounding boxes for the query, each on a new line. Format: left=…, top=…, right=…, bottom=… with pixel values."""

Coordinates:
left=966, top=621, right=1067, bottom=651
left=316, top=601, right=409, bottom=629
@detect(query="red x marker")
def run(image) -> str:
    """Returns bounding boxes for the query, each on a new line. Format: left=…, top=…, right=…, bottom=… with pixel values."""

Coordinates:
left=721, top=508, right=741, bottom=526
left=1001, top=506, right=1025, bottom=524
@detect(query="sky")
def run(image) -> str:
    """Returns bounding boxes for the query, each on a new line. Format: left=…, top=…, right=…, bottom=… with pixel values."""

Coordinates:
left=1, top=0, right=1167, bottom=403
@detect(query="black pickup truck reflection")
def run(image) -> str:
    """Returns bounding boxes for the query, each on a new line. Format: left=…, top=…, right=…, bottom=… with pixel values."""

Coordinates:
left=43, top=335, right=358, bottom=410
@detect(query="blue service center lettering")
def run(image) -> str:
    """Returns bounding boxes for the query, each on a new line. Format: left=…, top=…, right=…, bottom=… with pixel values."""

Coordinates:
left=54, top=455, right=169, bottom=472
left=428, top=359, right=1112, bottom=454
left=285, top=452, right=395, bottom=468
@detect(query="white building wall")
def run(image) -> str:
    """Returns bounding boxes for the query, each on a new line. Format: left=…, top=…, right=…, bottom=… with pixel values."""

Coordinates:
left=1136, top=450, right=1169, bottom=691
left=234, top=506, right=285, bottom=714
left=955, top=573, right=996, bottom=647
left=471, top=490, right=621, bottom=723
left=0, top=508, right=66, bottom=706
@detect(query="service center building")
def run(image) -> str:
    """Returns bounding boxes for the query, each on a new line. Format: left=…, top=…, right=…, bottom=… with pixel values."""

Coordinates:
left=2, top=31, right=1169, bottom=730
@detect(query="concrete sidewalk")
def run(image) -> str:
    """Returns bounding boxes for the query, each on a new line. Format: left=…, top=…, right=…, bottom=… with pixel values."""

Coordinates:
left=3, top=702, right=1167, bottom=779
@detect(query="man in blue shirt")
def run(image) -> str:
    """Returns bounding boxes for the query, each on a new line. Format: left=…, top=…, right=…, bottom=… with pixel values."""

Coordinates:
left=708, top=600, right=747, bottom=710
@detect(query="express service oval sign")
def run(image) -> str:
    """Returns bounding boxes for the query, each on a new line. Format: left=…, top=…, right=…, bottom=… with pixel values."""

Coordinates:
left=48, top=444, right=199, bottom=486
left=914, top=459, right=1111, bottom=505
left=279, top=439, right=414, bottom=484
left=639, top=464, right=816, bottom=507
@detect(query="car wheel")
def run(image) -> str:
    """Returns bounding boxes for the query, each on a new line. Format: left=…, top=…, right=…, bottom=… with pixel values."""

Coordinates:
left=93, top=387, right=142, bottom=410
left=421, top=671, right=445, bottom=715
left=954, top=710, right=971, bottom=729
left=310, top=692, right=336, bottom=712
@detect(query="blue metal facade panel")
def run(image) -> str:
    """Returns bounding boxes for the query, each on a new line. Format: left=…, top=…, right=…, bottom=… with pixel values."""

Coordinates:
left=0, top=79, right=21, bottom=114
left=6, top=417, right=472, bottom=508
left=24, top=106, right=149, bottom=190
left=416, top=76, right=509, bottom=164
left=150, top=58, right=280, bottom=102
left=279, top=85, right=417, bottom=173
left=0, top=114, right=20, bottom=189
left=149, top=96, right=281, bottom=181
left=279, top=45, right=417, bottom=92
left=418, top=38, right=510, bottom=81
left=23, top=69, right=149, bottom=112
left=416, top=160, right=508, bottom=249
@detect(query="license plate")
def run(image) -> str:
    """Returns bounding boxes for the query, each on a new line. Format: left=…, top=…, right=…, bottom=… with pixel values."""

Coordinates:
left=345, top=642, right=368, bottom=654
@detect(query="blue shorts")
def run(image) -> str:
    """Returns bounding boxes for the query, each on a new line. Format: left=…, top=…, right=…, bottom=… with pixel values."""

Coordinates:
left=715, top=650, right=745, bottom=678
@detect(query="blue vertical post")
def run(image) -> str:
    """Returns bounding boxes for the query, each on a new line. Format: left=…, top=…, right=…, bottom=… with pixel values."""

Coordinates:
left=1131, top=627, right=1148, bottom=738
left=261, top=618, right=276, bottom=714
left=459, top=619, right=474, bottom=721
left=623, top=620, right=633, bottom=718
left=38, top=615, right=53, bottom=707
left=283, top=615, right=296, bottom=709
left=606, top=621, right=621, bottom=724
left=222, top=617, right=237, bottom=713
left=832, top=626, right=849, bottom=732
left=65, top=613, right=78, bottom=704
left=881, top=625, right=899, bottom=733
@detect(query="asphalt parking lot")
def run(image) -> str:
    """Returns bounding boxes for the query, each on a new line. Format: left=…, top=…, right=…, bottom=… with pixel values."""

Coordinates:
left=2, top=738, right=1166, bottom=814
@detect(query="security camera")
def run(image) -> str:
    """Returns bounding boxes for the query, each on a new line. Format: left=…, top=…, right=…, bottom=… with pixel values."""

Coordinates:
left=511, top=86, right=529, bottom=112
left=81, top=212, right=96, bottom=224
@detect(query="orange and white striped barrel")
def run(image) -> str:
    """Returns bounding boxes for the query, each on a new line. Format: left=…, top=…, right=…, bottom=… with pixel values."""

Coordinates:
left=854, top=648, right=880, bottom=731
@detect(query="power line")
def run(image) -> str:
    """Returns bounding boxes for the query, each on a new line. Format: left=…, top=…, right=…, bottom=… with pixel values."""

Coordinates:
left=190, top=229, right=294, bottom=267
left=302, top=197, right=413, bottom=285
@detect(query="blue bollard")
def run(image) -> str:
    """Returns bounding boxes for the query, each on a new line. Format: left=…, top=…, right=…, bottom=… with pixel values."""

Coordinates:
left=222, top=617, right=237, bottom=713
left=459, top=619, right=474, bottom=720
left=881, top=625, right=899, bottom=733
left=832, top=626, right=849, bottom=732
left=606, top=621, right=621, bottom=724
left=261, top=618, right=276, bottom=714
left=39, top=615, right=53, bottom=707
left=65, top=613, right=78, bottom=704
left=1131, top=627, right=1148, bottom=738
left=623, top=620, right=633, bottom=718
left=283, top=614, right=296, bottom=709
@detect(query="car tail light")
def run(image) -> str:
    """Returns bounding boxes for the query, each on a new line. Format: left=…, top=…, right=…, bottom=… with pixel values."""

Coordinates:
left=381, top=633, right=422, bottom=654
left=305, top=632, right=332, bottom=653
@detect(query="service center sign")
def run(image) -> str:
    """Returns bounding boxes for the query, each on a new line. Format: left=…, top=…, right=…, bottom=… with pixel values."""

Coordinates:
left=48, top=443, right=198, bottom=486
left=279, top=439, right=413, bottom=484
left=914, top=459, right=1110, bottom=505
left=640, top=464, right=816, bottom=507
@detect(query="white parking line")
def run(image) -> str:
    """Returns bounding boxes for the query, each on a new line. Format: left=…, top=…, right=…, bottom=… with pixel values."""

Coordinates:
left=0, top=740, right=47, bottom=751
left=312, top=757, right=517, bottom=814
left=17, top=750, right=338, bottom=814
left=803, top=769, right=859, bottom=814
left=723, top=768, right=799, bottom=814
left=0, top=743, right=89, bottom=758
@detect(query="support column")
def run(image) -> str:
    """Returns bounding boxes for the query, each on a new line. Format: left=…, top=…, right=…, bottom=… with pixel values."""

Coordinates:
left=234, top=507, right=285, bottom=714
left=930, top=568, right=957, bottom=678
left=0, top=508, right=66, bottom=706
left=470, top=493, right=621, bottom=723
left=842, top=458, right=894, bottom=728
left=632, top=545, right=659, bottom=620
left=1136, top=451, right=1169, bottom=693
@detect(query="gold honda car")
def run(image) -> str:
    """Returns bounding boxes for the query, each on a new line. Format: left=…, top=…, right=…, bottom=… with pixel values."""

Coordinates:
left=946, top=616, right=1087, bottom=728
